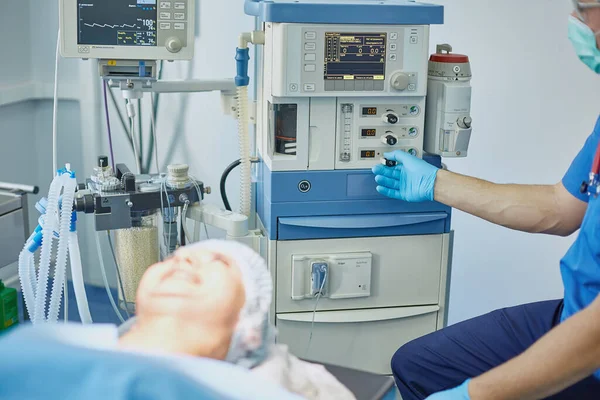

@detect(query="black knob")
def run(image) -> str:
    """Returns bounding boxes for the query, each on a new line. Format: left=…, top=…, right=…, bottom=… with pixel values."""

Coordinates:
left=385, top=159, right=398, bottom=167
left=98, top=156, right=109, bottom=168
left=386, top=114, right=399, bottom=124
left=384, top=135, right=398, bottom=146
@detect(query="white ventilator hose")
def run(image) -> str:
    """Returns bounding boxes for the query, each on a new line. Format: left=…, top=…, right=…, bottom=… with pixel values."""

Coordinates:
left=47, top=173, right=77, bottom=322
left=68, top=231, right=92, bottom=324
left=34, top=175, right=64, bottom=323
left=236, top=86, right=252, bottom=217
left=18, top=244, right=36, bottom=320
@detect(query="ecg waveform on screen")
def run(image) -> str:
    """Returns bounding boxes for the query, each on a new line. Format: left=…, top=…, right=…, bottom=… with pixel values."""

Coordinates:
left=77, top=0, right=157, bottom=46
left=83, top=23, right=139, bottom=29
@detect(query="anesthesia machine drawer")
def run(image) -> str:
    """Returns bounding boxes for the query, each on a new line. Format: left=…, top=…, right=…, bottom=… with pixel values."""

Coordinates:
left=275, top=234, right=448, bottom=313
left=277, top=212, right=448, bottom=240
left=276, top=305, right=439, bottom=375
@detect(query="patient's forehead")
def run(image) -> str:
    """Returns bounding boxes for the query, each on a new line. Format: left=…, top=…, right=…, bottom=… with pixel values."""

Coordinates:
left=174, top=247, right=236, bottom=269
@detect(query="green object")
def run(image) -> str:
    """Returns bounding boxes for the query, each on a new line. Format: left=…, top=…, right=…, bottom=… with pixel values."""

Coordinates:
left=0, top=280, right=18, bottom=332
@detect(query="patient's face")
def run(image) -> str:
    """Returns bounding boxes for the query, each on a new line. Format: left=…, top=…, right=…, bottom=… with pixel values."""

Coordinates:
left=136, top=247, right=246, bottom=333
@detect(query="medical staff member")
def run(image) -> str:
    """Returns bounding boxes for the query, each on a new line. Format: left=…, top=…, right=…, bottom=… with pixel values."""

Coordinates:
left=372, top=1, right=600, bottom=399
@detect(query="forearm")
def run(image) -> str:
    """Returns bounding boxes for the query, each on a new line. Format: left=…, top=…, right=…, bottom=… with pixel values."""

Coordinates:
left=434, top=170, right=568, bottom=235
left=468, top=297, right=600, bottom=400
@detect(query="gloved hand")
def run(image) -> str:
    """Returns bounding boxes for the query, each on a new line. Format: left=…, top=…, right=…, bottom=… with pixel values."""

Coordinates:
left=425, top=380, right=471, bottom=400
left=371, top=150, right=439, bottom=202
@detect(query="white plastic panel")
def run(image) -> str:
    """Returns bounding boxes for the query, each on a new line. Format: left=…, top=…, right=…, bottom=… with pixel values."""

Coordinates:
left=291, top=252, right=373, bottom=300
left=276, top=306, right=438, bottom=374
left=424, top=79, right=473, bottom=158
left=276, top=235, right=446, bottom=313
left=267, top=23, right=430, bottom=98
left=334, top=97, right=426, bottom=170
left=308, top=98, right=337, bottom=170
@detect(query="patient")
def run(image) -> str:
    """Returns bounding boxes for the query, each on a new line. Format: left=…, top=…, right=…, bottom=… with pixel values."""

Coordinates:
left=117, top=240, right=355, bottom=400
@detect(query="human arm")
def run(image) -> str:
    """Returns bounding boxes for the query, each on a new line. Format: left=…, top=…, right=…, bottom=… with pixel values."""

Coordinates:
left=434, top=169, right=586, bottom=236
left=373, top=151, right=587, bottom=237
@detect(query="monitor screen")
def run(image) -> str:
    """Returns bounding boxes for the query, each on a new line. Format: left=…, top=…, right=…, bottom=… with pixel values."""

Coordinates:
left=324, top=32, right=386, bottom=81
left=77, top=0, right=157, bottom=46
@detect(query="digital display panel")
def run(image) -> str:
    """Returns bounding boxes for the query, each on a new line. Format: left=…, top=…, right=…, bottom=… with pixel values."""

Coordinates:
left=324, top=33, right=386, bottom=80
left=361, top=150, right=376, bottom=158
left=361, top=129, right=377, bottom=137
left=362, top=107, right=378, bottom=116
left=77, top=0, right=157, bottom=46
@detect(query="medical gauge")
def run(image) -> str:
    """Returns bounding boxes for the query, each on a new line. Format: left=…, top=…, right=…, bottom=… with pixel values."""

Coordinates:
left=59, top=0, right=195, bottom=60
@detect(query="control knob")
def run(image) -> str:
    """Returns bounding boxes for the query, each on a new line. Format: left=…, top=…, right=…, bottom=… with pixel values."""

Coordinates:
left=390, top=72, right=410, bottom=91
left=381, top=133, right=398, bottom=146
left=457, top=116, right=472, bottom=129
left=382, top=111, right=399, bottom=125
left=166, top=37, right=183, bottom=53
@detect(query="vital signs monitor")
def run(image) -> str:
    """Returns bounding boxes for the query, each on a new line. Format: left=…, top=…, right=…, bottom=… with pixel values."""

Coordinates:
left=59, top=0, right=195, bottom=60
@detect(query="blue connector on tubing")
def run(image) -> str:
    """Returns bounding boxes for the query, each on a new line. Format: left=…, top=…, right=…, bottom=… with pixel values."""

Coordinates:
left=235, top=48, right=250, bottom=87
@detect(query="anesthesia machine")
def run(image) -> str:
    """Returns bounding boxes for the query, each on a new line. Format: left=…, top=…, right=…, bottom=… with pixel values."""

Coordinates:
left=19, top=0, right=473, bottom=377
left=248, top=0, right=473, bottom=375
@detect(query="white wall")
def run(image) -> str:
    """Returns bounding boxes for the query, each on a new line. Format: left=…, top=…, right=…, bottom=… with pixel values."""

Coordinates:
left=430, top=0, right=600, bottom=324
left=3, top=0, right=600, bottom=323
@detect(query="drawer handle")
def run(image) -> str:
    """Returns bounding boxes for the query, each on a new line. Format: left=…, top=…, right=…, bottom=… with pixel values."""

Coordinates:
left=277, top=305, right=440, bottom=324
left=279, top=213, right=447, bottom=230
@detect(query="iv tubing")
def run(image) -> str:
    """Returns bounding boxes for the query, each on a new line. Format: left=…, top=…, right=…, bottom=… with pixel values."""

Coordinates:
left=107, top=232, right=130, bottom=319
left=95, top=231, right=125, bottom=323
left=52, top=29, right=60, bottom=176
left=103, top=81, right=116, bottom=170
left=48, top=173, right=77, bottom=322
left=69, top=231, right=92, bottom=324
left=181, top=202, right=193, bottom=244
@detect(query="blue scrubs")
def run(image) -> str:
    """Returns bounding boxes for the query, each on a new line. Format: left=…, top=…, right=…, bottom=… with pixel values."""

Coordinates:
left=392, top=117, right=600, bottom=400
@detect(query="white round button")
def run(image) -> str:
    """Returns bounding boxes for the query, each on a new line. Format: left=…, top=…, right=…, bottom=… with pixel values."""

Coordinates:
left=166, top=37, right=183, bottom=53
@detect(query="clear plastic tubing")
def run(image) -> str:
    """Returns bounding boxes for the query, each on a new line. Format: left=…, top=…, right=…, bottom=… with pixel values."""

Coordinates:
left=69, top=231, right=92, bottom=324
left=95, top=231, right=125, bottom=323
left=236, top=85, right=252, bottom=217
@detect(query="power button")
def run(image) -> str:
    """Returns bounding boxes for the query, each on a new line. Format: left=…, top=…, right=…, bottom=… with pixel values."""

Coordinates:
left=298, top=180, right=311, bottom=193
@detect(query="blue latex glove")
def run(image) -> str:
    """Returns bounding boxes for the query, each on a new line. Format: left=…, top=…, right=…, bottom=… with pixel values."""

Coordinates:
left=371, top=150, right=439, bottom=202
left=425, top=380, right=471, bottom=400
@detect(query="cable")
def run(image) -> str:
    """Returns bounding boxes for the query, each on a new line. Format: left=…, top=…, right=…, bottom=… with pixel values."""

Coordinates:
left=149, top=94, right=160, bottom=174
left=181, top=202, right=193, bottom=244
left=144, top=60, right=164, bottom=174
left=95, top=232, right=125, bottom=323
left=107, top=87, right=135, bottom=151
left=126, top=100, right=142, bottom=174
left=305, top=272, right=328, bottom=358
left=103, top=81, right=116, bottom=170
left=52, top=29, right=60, bottom=176
left=137, top=99, right=143, bottom=172
left=220, top=159, right=259, bottom=211
left=220, top=160, right=242, bottom=211
left=189, top=176, right=210, bottom=239
left=107, top=231, right=131, bottom=319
